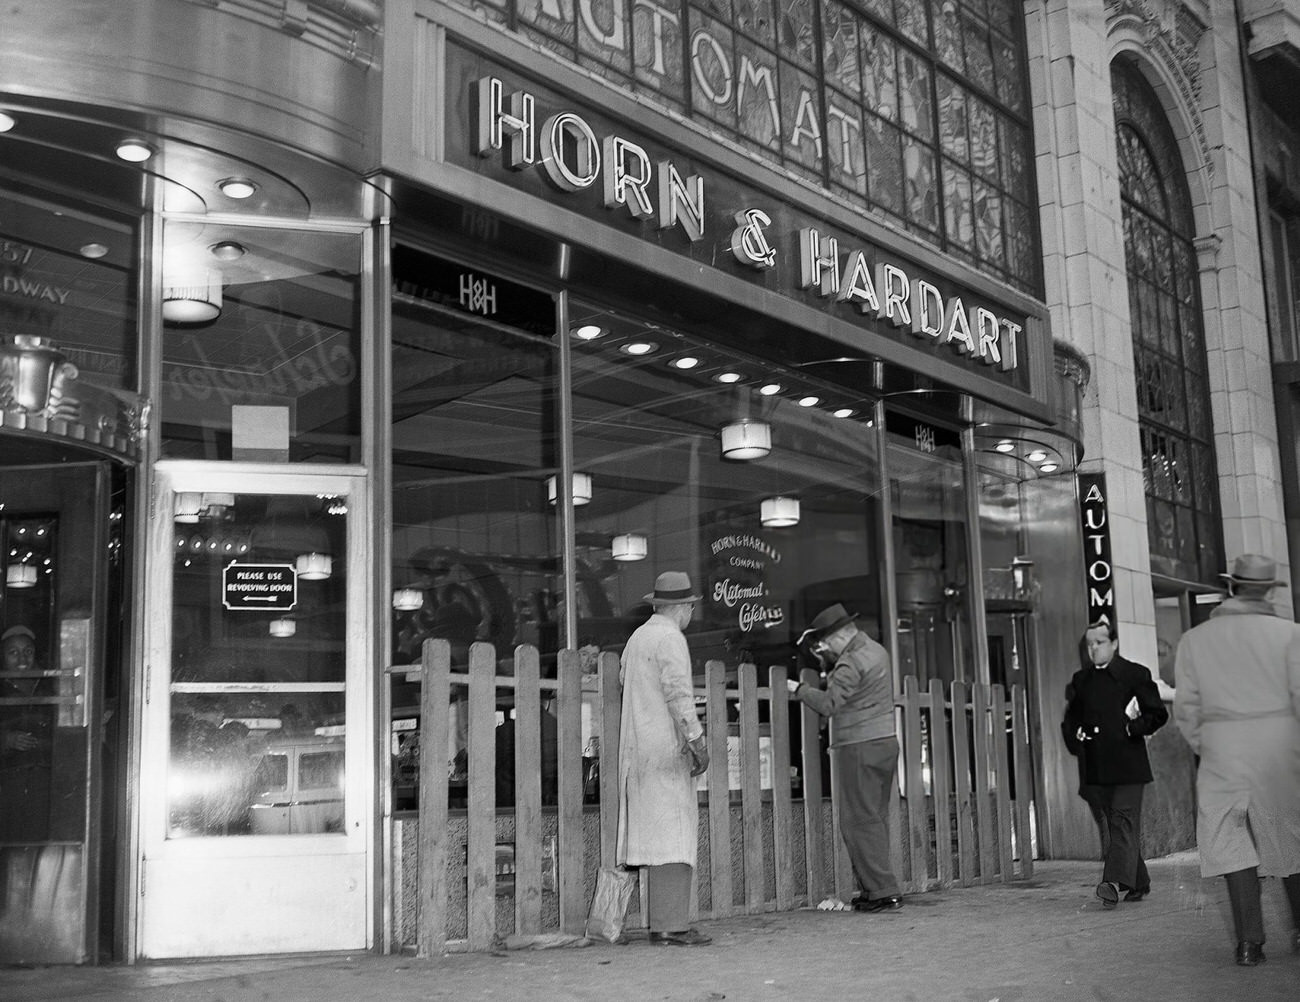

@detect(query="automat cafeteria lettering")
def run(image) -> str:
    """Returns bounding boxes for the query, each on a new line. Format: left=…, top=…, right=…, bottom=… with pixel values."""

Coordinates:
left=473, top=76, right=1022, bottom=373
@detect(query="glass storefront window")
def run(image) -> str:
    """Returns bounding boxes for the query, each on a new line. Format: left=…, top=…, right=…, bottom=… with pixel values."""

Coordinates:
left=167, top=491, right=347, bottom=837
left=887, top=411, right=973, bottom=686
left=568, top=306, right=884, bottom=673
left=159, top=221, right=363, bottom=463
left=0, top=189, right=137, bottom=393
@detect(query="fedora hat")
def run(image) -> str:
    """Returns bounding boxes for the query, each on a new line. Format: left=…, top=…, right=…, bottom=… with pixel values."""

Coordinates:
left=797, top=603, right=860, bottom=644
left=644, top=571, right=703, bottom=605
left=1220, top=553, right=1282, bottom=586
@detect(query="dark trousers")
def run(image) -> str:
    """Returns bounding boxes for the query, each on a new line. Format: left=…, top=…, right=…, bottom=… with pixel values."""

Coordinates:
left=1224, top=868, right=1300, bottom=944
left=1080, top=782, right=1148, bottom=892
left=645, top=862, right=692, bottom=933
left=835, top=737, right=901, bottom=899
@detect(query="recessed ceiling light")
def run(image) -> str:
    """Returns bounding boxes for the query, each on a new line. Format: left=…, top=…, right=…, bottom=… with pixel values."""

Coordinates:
left=1039, top=462, right=1059, bottom=473
left=1026, top=449, right=1048, bottom=463
left=115, top=138, right=155, bottom=163
left=798, top=395, right=820, bottom=407
left=217, top=177, right=258, bottom=199
left=574, top=324, right=603, bottom=340
left=832, top=408, right=855, bottom=418
left=0, top=112, right=15, bottom=133
left=671, top=356, right=701, bottom=370
left=995, top=440, right=1015, bottom=453
left=621, top=341, right=657, bottom=356
left=209, top=240, right=246, bottom=261
left=79, top=243, right=109, bottom=259
left=714, top=371, right=743, bottom=384
left=759, top=383, right=781, bottom=395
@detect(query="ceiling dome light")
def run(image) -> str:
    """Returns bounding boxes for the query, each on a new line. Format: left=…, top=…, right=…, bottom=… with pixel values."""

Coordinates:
left=162, top=273, right=222, bottom=323
left=393, top=587, right=425, bottom=612
left=1026, top=449, right=1048, bottom=463
left=79, top=242, right=109, bottom=259
left=720, top=419, right=772, bottom=460
left=115, top=138, right=155, bottom=162
left=759, top=383, right=781, bottom=395
left=546, top=472, right=593, bottom=505
left=798, top=396, right=820, bottom=407
left=218, top=177, right=259, bottom=199
left=832, top=408, right=855, bottom=419
left=611, top=533, right=648, bottom=561
left=573, top=324, right=604, bottom=340
left=621, top=341, right=657, bottom=356
left=209, top=240, right=246, bottom=261
left=670, top=356, right=701, bottom=369
left=296, top=552, right=333, bottom=581
left=714, top=371, right=743, bottom=384
left=1038, top=462, right=1059, bottom=473
left=760, top=497, right=800, bottom=528
left=0, top=112, right=16, bottom=133
left=269, top=617, right=296, bottom=638
left=994, top=439, right=1015, bottom=453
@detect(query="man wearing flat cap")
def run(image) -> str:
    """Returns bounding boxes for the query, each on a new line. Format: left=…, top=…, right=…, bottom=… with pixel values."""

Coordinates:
left=616, top=571, right=712, bottom=946
left=1174, top=554, right=1300, bottom=967
left=789, top=603, right=903, bottom=911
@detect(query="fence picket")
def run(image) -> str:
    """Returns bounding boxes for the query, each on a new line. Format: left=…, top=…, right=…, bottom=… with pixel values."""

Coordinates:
left=971, top=682, right=995, bottom=884
left=927, top=679, right=953, bottom=889
left=513, top=645, right=543, bottom=935
left=798, top=668, right=826, bottom=906
left=902, top=676, right=928, bottom=891
left=466, top=642, right=498, bottom=949
left=705, top=660, right=732, bottom=918
left=991, top=685, right=1014, bottom=880
left=950, top=680, right=974, bottom=886
left=597, top=652, right=621, bottom=868
left=1011, top=684, right=1034, bottom=879
left=555, top=650, right=585, bottom=933
left=416, top=639, right=451, bottom=957
left=768, top=666, right=795, bottom=910
left=738, top=664, right=764, bottom=913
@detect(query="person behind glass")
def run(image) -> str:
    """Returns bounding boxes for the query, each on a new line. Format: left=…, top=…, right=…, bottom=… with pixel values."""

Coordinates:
left=1061, top=620, right=1168, bottom=911
left=1173, top=553, right=1300, bottom=967
left=0, top=625, right=54, bottom=843
left=616, top=571, right=711, bottom=946
left=789, top=603, right=903, bottom=912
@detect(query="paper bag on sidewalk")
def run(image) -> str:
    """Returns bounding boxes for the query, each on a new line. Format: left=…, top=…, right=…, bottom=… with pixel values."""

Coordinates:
left=585, top=866, right=636, bottom=943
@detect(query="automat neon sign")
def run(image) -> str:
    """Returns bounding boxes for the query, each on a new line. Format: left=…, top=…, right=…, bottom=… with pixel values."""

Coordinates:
left=473, top=75, right=1021, bottom=373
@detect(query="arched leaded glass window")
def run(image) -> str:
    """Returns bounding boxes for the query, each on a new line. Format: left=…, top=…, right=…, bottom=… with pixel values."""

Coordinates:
left=1112, top=62, right=1222, bottom=583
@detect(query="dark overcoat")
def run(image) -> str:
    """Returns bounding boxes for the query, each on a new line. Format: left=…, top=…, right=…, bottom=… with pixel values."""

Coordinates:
left=1061, top=654, right=1168, bottom=786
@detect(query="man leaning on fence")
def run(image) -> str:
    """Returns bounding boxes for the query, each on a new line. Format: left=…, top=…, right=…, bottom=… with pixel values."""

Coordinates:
left=789, top=603, right=903, bottom=913
left=616, top=571, right=711, bottom=947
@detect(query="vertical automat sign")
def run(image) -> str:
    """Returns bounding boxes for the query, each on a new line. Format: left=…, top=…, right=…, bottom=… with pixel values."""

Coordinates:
left=1078, top=473, right=1114, bottom=625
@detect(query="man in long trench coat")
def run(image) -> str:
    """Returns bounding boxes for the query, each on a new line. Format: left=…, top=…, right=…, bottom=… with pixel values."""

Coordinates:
left=616, top=571, right=711, bottom=946
left=1174, top=553, right=1300, bottom=967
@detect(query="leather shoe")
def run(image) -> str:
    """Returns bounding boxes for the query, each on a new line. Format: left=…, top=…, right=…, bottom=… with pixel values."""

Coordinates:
left=648, top=928, right=712, bottom=946
left=854, top=894, right=903, bottom=912
left=1096, top=881, right=1119, bottom=909
left=1123, top=889, right=1147, bottom=903
left=1235, top=941, right=1265, bottom=966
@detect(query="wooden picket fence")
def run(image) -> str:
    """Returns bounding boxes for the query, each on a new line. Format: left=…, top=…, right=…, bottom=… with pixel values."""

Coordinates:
left=405, top=639, right=1034, bottom=954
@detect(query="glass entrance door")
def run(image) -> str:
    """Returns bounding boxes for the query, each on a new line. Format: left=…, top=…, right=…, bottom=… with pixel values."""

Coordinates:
left=138, top=469, right=370, bottom=958
left=0, top=462, right=116, bottom=965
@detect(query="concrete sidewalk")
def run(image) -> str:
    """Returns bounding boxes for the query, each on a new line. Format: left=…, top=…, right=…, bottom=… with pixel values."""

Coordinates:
left=4, top=853, right=1297, bottom=1002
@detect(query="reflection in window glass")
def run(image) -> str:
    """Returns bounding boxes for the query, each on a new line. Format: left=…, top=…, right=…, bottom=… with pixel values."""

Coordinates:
left=166, top=491, right=347, bottom=838
left=887, top=412, right=972, bottom=686
left=159, top=222, right=362, bottom=463
left=0, top=190, right=137, bottom=393
left=568, top=310, right=884, bottom=674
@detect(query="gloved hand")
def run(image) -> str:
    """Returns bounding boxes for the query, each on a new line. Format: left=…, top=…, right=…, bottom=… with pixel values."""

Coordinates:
left=685, top=734, right=709, bottom=777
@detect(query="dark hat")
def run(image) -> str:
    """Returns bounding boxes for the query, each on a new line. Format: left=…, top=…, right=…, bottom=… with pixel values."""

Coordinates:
left=1, top=625, right=35, bottom=644
left=1220, top=553, right=1282, bottom=587
left=797, top=603, right=859, bottom=644
left=644, top=571, right=703, bottom=605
